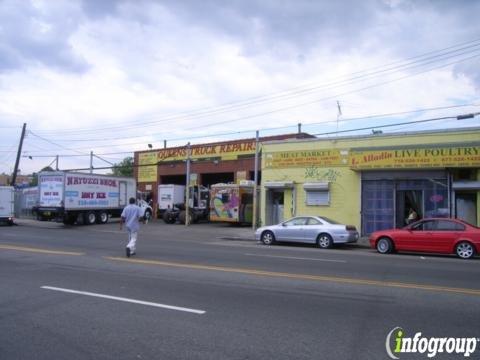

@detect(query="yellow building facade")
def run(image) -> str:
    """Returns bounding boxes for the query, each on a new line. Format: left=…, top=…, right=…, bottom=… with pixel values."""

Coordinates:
left=260, top=127, right=480, bottom=235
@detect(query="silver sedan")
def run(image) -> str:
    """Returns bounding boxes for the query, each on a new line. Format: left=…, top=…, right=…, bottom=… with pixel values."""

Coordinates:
left=255, top=216, right=359, bottom=248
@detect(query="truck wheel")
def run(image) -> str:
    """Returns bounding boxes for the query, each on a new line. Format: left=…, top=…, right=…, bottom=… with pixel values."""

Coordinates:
left=63, top=215, right=76, bottom=225
left=191, top=211, right=199, bottom=223
left=178, top=210, right=186, bottom=224
left=97, top=211, right=109, bottom=224
left=163, top=210, right=176, bottom=224
left=84, top=211, right=96, bottom=225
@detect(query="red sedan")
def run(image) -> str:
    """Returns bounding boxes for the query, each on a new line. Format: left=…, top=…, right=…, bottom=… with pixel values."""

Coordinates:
left=369, top=218, right=480, bottom=259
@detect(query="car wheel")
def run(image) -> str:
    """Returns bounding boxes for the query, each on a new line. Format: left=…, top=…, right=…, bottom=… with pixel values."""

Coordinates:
left=317, top=233, right=333, bottom=249
left=455, top=241, right=475, bottom=259
left=261, top=231, right=276, bottom=245
left=163, top=211, right=176, bottom=224
left=376, top=237, right=393, bottom=254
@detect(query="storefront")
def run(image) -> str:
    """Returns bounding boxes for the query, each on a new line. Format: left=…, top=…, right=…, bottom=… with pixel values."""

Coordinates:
left=134, top=133, right=313, bottom=217
left=260, top=127, right=480, bottom=234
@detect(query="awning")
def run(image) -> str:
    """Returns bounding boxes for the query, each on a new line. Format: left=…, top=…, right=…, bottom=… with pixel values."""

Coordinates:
left=452, top=181, right=480, bottom=190
left=264, top=181, right=294, bottom=189
left=303, top=182, right=329, bottom=191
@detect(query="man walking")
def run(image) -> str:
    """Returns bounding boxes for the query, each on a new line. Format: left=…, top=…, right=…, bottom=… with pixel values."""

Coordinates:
left=120, top=197, right=144, bottom=257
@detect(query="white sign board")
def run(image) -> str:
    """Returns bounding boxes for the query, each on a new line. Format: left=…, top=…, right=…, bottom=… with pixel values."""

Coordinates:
left=64, top=174, right=120, bottom=210
left=39, top=175, right=64, bottom=207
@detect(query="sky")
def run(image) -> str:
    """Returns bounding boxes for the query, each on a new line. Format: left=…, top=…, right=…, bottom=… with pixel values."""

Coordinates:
left=0, top=0, right=479, bottom=176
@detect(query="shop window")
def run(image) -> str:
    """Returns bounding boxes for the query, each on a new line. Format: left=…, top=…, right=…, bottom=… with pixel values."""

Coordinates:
left=454, top=169, right=476, bottom=181
left=305, top=190, right=330, bottom=206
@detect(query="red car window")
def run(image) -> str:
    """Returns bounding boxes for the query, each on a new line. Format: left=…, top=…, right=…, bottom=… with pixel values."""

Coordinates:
left=436, top=220, right=465, bottom=231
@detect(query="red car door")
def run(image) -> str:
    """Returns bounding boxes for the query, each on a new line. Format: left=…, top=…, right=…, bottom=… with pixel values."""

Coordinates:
left=430, top=220, right=466, bottom=253
left=399, top=220, right=437, bottom=252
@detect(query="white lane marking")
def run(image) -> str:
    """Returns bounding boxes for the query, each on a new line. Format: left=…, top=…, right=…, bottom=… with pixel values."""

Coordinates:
left=244, top=253, right=347, bottom=263
left=41, top=286, right=205, bottom=315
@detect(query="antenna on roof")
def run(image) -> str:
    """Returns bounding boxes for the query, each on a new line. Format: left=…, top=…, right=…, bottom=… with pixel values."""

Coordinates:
left=336, top=101, right=342, bottom=136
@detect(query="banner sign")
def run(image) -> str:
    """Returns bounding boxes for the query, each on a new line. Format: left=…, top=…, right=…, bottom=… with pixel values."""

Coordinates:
left=157, top=140, right=256, bottom=162
left=264, top=145, right=480, bottom=170
left=264, top=150, right=349, bottom=169
left=138, top=152, right=158, bottom=183
left=63, top=174, right=122, bottom=209
left=39, top=175, right=64, bottom=207
left=350, top=146, right=480, bottom=169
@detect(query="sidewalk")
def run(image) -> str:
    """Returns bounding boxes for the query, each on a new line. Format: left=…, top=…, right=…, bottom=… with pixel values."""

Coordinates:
left=12, top=217, right=370, bottom=247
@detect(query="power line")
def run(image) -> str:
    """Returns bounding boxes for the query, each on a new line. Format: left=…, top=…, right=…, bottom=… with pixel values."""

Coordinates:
left=20, top=105, right=480, bottom=155
left=32, top=38, right=480, bottom=136
left=39, top=102, right=479, bottom=143
left=34, top=49, right=480, bottom=141
left=23, top=112, right=479, bottom=161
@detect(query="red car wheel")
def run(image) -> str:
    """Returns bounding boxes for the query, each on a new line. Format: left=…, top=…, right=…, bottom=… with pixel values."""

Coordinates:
left=376, top=237, right=393, bottom=254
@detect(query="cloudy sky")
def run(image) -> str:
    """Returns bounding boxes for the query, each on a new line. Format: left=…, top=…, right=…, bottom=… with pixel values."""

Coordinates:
left=0, top=0, right=479, bottom=176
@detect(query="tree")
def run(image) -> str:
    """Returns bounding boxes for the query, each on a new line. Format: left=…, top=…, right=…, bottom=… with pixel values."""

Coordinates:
left=111, top=157, right=133, bottom=177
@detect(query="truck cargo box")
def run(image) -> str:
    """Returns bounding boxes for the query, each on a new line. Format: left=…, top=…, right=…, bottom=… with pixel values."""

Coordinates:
left=0, top=186, right=15, bottom=225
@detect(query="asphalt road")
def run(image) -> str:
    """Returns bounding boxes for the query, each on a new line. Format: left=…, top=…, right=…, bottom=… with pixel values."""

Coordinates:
left=1, top=220, right=479, bottom=360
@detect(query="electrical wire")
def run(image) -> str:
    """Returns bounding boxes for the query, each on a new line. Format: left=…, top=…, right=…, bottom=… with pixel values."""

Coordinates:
left=32, top=38, right=480, bottom=136
left=22, top=112, right=480, bottom=161
left=41, top=102, right=479, bottom=143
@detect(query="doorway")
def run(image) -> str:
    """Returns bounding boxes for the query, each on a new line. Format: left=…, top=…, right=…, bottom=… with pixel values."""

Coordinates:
left=266, top=190, right=284, bottom=225
left=456, top=193, right=477, bottom=225
left=396, top=190, right=423, bottom=228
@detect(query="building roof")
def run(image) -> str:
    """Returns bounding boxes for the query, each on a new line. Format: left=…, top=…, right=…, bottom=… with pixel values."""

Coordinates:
left=261, top=126, right=480, bottom=145
left=134, top=132, right=315, bottom=155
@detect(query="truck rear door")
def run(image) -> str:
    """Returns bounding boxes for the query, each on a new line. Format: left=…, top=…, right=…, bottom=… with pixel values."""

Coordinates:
left=119, top=181, right=127, bottom=207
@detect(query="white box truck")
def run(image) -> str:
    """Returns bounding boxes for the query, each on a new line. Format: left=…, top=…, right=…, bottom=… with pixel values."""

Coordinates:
left=158, top=184, right=185, bottom=218
left=35, top=171, right=151, bottom=225
left=0, top=186, right=15, bottom=225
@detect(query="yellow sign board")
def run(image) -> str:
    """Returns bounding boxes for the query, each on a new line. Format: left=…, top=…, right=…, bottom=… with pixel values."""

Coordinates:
left=157, top=141, right=256, bottom=162
left=264, top=145, right=480, bottom=170
left=350, top=146, right=480, bottom=169
left=264, top=150, right=349, bottom=168
left=138, top=152, right=158, bottom=182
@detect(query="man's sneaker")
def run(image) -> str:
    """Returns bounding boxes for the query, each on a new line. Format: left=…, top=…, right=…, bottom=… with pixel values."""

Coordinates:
left=126, top=247, right=131, bottom=258
left=130, top=251, right=136, bottom=256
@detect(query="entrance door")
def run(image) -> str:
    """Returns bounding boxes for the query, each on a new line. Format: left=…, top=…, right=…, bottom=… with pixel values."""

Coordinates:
left=456, top=193, right=477, bottom=225
left=272, top=191, right=284, bottom=225
left=396, top=190, right=423, bottom=228
left=119, top=181, right=127, bottom=207
left=266, top=190, right=284, bottom=225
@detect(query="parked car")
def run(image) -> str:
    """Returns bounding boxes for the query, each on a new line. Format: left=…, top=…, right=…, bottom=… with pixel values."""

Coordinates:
left=255, top=216, right=359, bottom=248
left=369, top=218, right=480, bottom=259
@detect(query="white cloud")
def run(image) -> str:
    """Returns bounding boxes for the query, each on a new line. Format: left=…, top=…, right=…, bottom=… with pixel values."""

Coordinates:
left=0, top=0, right=479, bottom=175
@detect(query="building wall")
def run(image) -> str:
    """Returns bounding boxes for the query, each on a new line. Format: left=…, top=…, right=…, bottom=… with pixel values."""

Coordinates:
left=260, top=128, right=480, bottom=230
left=134, top=133, right=314, bottom=218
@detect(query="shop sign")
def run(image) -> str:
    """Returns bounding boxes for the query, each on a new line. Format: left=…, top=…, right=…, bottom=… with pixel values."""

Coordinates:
left=264, top=149, right=349, bottom=169
left=350, top=145, right=480, bottom=169
left=156, top=140, right=256, bottom=162
left=138, top=152, right=158, bottom=182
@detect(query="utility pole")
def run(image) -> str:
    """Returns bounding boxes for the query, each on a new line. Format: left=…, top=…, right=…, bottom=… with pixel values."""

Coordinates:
left=252, top=130, right=260, bottom=230
left=11, top=123, right=26, bottom=186
left=55, top=155, right=59, bottom=171
left=336, top=100, right=342, bottom=136
left=90, top=151, right=93, bottom=174
left=185, top=142, right=191, bottom=226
